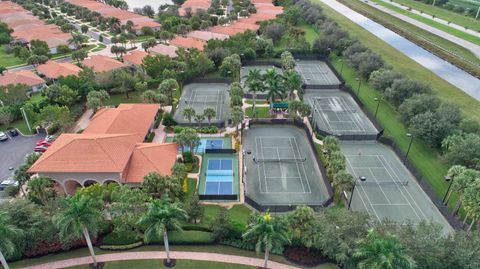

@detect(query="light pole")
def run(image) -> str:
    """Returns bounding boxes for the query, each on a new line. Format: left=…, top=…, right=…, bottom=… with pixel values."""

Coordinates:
left=20, top=107, right=32, bottom=133
left=339, top=59, right=344, bottom=76
left=348, top=176, right=366, bottom=210
left=405, top=133, right=413, bottom=163
left=355, top=77, right=361, bottom=96
left=374, top=97, right=381, bottom=118
left=442, top=176, right=453, bottom=204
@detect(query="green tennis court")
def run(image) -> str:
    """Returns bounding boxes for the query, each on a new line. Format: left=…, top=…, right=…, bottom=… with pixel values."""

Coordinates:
left=174, top=83, right=230, bottom=125
left=243, top=125, right=331, bottom=207
left=341, top=141, right=452, bottom=233
left=295, top=60, right=341, bottom=87
left=304, top=90, right=378, bottom=136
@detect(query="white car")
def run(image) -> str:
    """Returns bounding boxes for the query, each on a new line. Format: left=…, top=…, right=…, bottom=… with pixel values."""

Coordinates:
left=0, top=177, right=18, bottom=191
left=0, top=131, right=8, bottom=141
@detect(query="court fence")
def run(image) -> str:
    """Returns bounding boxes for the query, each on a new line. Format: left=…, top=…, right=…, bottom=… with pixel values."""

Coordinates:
left=182, top=77, right=233, bottom=85
left=199, top=194, right=238, bottom=201
left=205, top=148, right=237, bottom=154
left=378, top=137, right=463, bottom=230
left=293, top=54, right=344, bottom=90
left=243, top=118, right=334, bottom=212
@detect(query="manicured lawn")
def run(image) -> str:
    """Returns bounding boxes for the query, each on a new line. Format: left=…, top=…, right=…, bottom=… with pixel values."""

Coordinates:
left=315, top=0, right=480, bottom=123
left=0, top=118, right=32, bottom=135
left=0, top=45, right=25, bottom=67
left=338, top=0, right=480, bottom=68
left=11, top=245, right=339, bottom=269
left=329, top=54, right=461, bottom=211
left=390, top=0, right=480, bottom=32
left=185, top=178, right=197, bottom=200
left=245, top=107, right=271, bottom=118
left=299, top=22, right=320, bottom=45
left=371, top=0, right=480, bottom=45
left=105, top=91, right=142, bottom=106
left=244, top=99, right=268, bottom=105
left=66, top=259, right=257, bottom=269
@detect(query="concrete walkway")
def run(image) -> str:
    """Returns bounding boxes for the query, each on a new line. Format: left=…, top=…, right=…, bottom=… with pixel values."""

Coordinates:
left=20, top=251, right=300, bottom=269
left=362, top=0, right=480, bottom=58
left=72, top=109, right=93, bottom=133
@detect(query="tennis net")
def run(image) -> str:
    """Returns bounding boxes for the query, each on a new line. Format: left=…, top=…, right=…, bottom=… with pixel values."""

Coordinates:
left=253, top=157, right=306, bottom=163
left=205, top=170, right=234, bottom=176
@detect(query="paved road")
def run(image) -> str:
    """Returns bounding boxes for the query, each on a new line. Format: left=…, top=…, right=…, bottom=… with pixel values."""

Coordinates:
left=19, top=251, right=300, bottom=269
left=9, top=57, right=73, bottom=71
left=361, top=0, right=480, bottom=58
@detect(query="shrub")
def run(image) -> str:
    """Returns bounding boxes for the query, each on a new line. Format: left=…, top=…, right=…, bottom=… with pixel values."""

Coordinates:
left=162, top=112, right=177, bottom=127
left=182, top=225, right=212, bottom=232
left=147, top=231, right=215, bottom=245
left=102, top=231, right=142, bottom=245
left=174, top=125, right=184, bottom=133
left=183, top=151, right=195, bottom=163
left=146, top=132, right=155, bottom=142
left=5, top=185, right=19, bottom=197
left=283, top=247, right=331, bottom=266
left=154, top=112, right=163, bottom=128
left=47, top=124, right=59, bottom=135
left=99, top=241, right=143, bottom=250
left=185, top=163, right=193, bottom=172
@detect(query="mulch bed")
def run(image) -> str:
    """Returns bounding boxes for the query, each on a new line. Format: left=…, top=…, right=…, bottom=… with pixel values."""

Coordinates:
left=283, top=247, right=333, bottom=267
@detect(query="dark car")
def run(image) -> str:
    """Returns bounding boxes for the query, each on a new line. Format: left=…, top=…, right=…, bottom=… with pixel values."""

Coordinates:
left=0, top=131, right=8, bottom=141
left=8, top=128, right=19, bottom=137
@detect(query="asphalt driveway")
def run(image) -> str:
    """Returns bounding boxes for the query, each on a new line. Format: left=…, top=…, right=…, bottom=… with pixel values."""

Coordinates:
left=0, top=131, right=44, bottom=202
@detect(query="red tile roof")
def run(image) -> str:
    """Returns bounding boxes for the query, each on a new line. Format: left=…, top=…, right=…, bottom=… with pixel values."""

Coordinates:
left=208, top=26, right=246, bottom=36
left=187, top=30, right=229, bottom=41
left=124, top=143, right=178, bottom=183
left=0, top=70, right=45, bottom=87
left=179, top=0, right=211, bottom=16
left=169, top=36, right=206, bottom=51
left=123, top=51, right=149, bottom=66
left=82, top=55, right=126, bottom=73
left=150, top=44, right=178, bottom=58
left=37, top=61, right=83, bottom=79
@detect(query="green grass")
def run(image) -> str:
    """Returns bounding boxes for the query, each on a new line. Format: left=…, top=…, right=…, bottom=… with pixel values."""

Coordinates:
left=67, top=259, right=257, bottom=269
left=315, top=0, right=480, bottom=123
left=245, top=107, right=271, bottom=118
left=339, top=0, right=480, bottom=68
left=105, top=91, right=142, bottom=106
left=371, top=0, right=480, bottom=45
left=0, top=119, right=33, bottom=135
left=390, top=0, right=480, bottom=31
left=299, top=22, right=320, bottom=45
left=244, top=99, right=268, bottom=105
left=11, top=245, right=339, bottom=269
left=0, top=45, right=25, bottom=67
left=185, top=178, right=197, bottom=200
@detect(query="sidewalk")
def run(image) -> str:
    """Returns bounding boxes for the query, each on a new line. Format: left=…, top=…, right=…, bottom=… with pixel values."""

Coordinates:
left=20, top=251, right=300, bottom=269
left=72, top=109, right=93, bottom=133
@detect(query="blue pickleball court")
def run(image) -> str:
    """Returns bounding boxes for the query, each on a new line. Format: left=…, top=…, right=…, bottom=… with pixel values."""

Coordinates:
left=204, top=159, right=234, bottom=195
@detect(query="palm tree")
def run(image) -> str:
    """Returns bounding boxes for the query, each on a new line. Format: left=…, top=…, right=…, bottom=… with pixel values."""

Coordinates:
left=333, top=170, right=355, bottom=201
left=231, top=107, right=244, bottom=136
left=288, top=100, right=303, bottom=118
left=451, top=169, right=480, bottom=216
left=353, top=230, right=415, bottom=269
left=159, top=79, right=179, bottom=105
left=195, top=113, right=205, bottom=128
left=182, top=107, right=196, bottom=124
left=444, top=165, right=466, bottom=205
left=137, top=197, right=188, bottom=266
left=263, top=68, right=285, bottom=103
left=0, top=212, right=22, bottom=269
left=68, top=33, right=87, bottom=48
left=203, top=108, right=216, bottom=125
left=244, top=68, right=263, bottom=118
left=54, top=194, right=102, bottom=268
left=243, top=211, right=290, bottom=269
left=283, top=71, right=303, bottom=100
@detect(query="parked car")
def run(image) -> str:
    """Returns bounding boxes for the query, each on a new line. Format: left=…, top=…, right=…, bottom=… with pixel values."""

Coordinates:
left=0, top=177, right=18, bottom=191
left=45, top=135, right=57, bottom=142
left=36, top=140, right=52, bottom=147
left=34, top=145, right=49, bottom=153
left=8, top=128, right=19, bottom=137
left=0, top=131, right=8, bottom=141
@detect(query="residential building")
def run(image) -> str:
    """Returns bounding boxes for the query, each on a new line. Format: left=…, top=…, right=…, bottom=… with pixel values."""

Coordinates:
left=37, top=61, right=83, bottom=80
left=82, top=55, right=126, bottom=73
left=0, top=70, right=46, bottom=93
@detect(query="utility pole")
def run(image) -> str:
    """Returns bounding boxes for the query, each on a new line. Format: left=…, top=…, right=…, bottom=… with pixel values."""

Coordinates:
left=20, top=107, right=32, bottom=133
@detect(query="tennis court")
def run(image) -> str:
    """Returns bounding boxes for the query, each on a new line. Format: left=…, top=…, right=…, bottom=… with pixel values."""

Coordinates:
left=243, top=125, right=331, bottom=206
left=304, top=90, right=378, bottom=136
left=174, top=83, right=230, bottom=125
left=341, top=141, right=452, bottom=233
left=295, top=60, right=341, bottom=87
left=199, top=153, right=239, bottom=199
left=241, top=65, right=283, bottom=97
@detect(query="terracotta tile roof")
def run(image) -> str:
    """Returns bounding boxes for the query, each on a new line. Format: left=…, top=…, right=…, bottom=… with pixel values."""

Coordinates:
left=123, top=143, right=178, bottom=183
left=187, top=30, right=229, bottom=41
left=150, top=44, right=178, bottom=58
left=84, top=103, right=160, bottom=142
left=208, top=26, right=246, bottom=36
left=179, top=0, right=211, bottom=16
left=0, top=70, right=45, bottom=87
left=230, top=22, right=260, bottom=31
left=37, top=61, right=82, bottom=79
left=28, top=133, right=139, bottom=173
left=169, top=36, right=206, bottom=51
left=123, top=51, right=149, bottom=66
left=82, top=55, right=126, bottom=73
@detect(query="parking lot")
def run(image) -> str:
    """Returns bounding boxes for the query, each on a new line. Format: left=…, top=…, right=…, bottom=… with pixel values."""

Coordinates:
left=0, top=131, right=44, bottom=203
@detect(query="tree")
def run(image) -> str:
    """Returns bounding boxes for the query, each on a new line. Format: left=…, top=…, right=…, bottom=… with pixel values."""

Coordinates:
left=171, top=162, right=187, bottom=181
left=37, top=105, right=73, bottom=132
left=333, top=170, right=355, bottom=200
left=283, top=70, right=302, bottom=100
left=0, top=212, right=21, bottom=269
left=142, top=5, right=155, bottom=18
left=72, top=50, right=88, bottom=65
left=175, top=127, right=200, bottom=154
left=141, top=26, right=154, bottom=36
left=220, top=54, right=241, bottom=81
left=280, top=51, right=295, bottom=70
left=87, top=90, right=109, bottom=110
left=182, top=107, right=196, bottom=124
left=443, top=165, right=466, bottom=205
left=137, top=197, right=188, bottom=266
left=68, top=34, right=87, bottom=48
left=243, top=211, right=290, bottom=268
left=409, top=110, right=457, bottom=148
left=264, top=23, right=285, bottom=44
left=158, top=79, right=179, bottom=104
left=81, top=25, right=88, bottom=34
left=142, top=172, right=182, bottom=200
left=231, top=106, right=244, bottom=135
left=369, top=69, right=403, bottom=92
left=209, top=207, right=233, bottom=242
left=298, top=103, right=312, bottom=118
left=385, top=78, right=431, bottom=107
left=244, top=68, right=263, bottom=118
left=54, top=194, right=103, bottom=267
left=0, top=66, right=6, bottom=75
left=286, top=206, right=317, bottom=248
left=398, top=94, right=440, bottom=124
left=263, top=68, right=285, bottom=102
left=443, top=133, right=480, bottom=168
left=195, top=113, right=205, bottom=128
left=43, top=84, right=79, bottom=106
left=114, top=70, right=137, bottom=99
left=27, top=55, right=48, bottom=68
left=0, top=110, right=12, bottom=126
left=141, top=90, right=160, bottom=104
left=0, top=84, right=29, bottom=106
left=186, top=194, right=203, bottom=223
left=203, top=107, right=216, bottom=125
left=288, top=100, right=302, bottom=118
left=353, top=230, right=416, bottom=269
left=27, top=176, right=57, bottom=205
left=450, top=169, right=480, bottom=216
left=461, top=179, right=480, bottom=231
